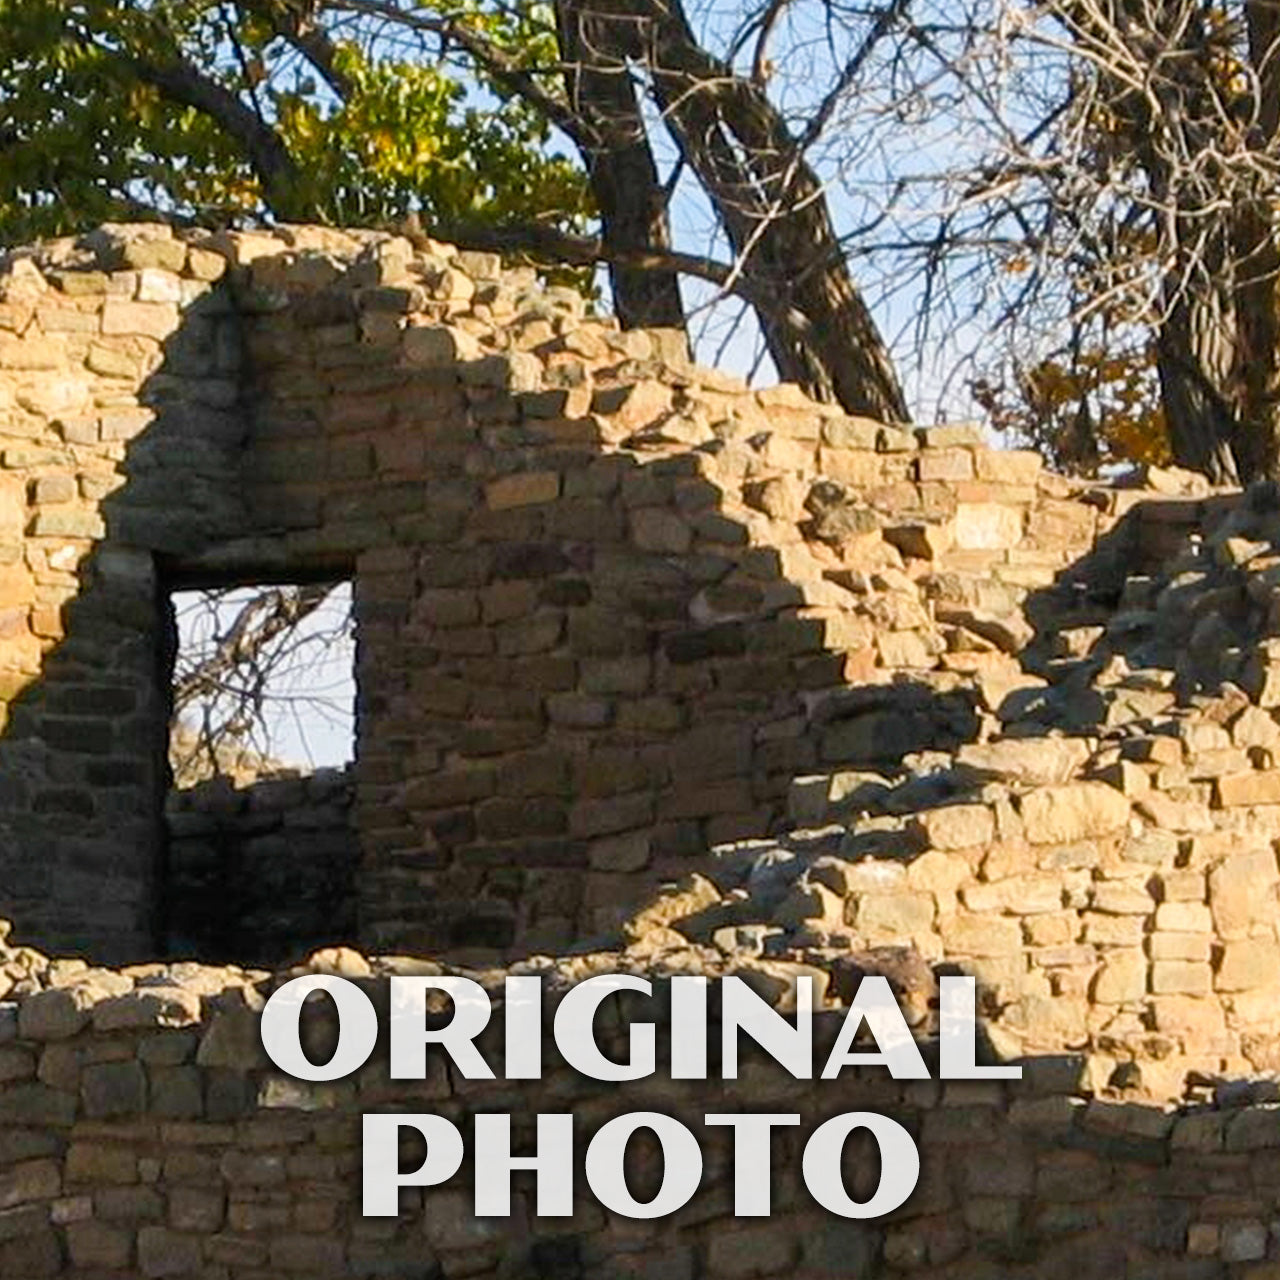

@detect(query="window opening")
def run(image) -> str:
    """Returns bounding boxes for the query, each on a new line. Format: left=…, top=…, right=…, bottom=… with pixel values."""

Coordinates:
left=168, top=581, right=355, bottom=785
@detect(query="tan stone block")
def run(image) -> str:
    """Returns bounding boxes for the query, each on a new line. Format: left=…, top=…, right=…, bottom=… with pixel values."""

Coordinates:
left=969, top=873, right=1065, bottom=915
left=1136, top=790, right=1216, bottom=832
left=1148, top=932, right=1211, bottom=962
left=952, top=501, right=1023, bottom=550
left=905, top=849, right=970, bottom=902
left=1231, top=706, right=1280, bottom=751
left=1090, top=881, right=1155, bottom=914
left=100, top=299, right=179, bottom=339
left=1093, top=951, right=1147, bottom=1004
left=1024, top=912, right=1077, bottom=946
left=940, top=912, right=1022, bottom=957
left=1159, top=870, right=1206, bottom=902
left=821, top=416, right=881, bottom=449
left=1151, top=960, right=1212, bottom=995
left=1216, top=938, right=1280, bottom=991
left=1154, top=901, right=1211, bottom=932
left=83, top=343, right=140, bottom=376
left=777, top=881, right=846, bottom=930
left=856, top=891, right=936, bottom=939
left=1216, top=770, right=1280, bottom=806
left=184, top=247, right=227, bottom=281
left=913, top=804, right=995, bottom=858
left=974, top=448, right=1042, bottom=484
left=1083, top=913, right=1145, bottom=946
left=1151, top=993, right=1225, bottom=1040
left=883, top=521, right=953, bottom=560
left=591, top=380, right=672, bottom=429
left=956, top=737, right=1090, bottom=785
left=0, top=335, right=64, bottom=369
left=917, top=447, right=974, bottom=482
left=1210, top=849, right=1279, bottom=937
left=1019, top=783, right=1130, bottom=844
left=98, top=407, right=154, bottom=441
left=0, top=563, right=33, bottom=608
left=134, top=268, right=182, bottom=303
left=875, top=628, right=943, bottom=668
left=1015, top=993, right=1088, bottom=1045
left=484, top=471, right=559, bottom=511
left=819, top=447, right=883, bottom=488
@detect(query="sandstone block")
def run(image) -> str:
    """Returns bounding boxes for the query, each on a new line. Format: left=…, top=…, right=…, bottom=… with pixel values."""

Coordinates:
left=1150, top=960, right=1212, bottom=996
left=485, top=471, right=559, bottom=511
left=1209, top=849, right=1279, bottom=937
left=1148, top=933, right=1211, bottom=962
left=1216, top=938, right=1280, bottom=991
left=0, top=1158, right=59, bottom=1210
left=101, top=299, right=179, bottom=339
left=18, top=974, right=130, bottom=1040
left=137, top=1225, right=203, bottom=1277
left=956, top=737, right=1090, bottom=785
left=403, top=324, right=480, bottom=365
left=905, top=850, right=969, bottom=901
left=0, top=335, right=63, bottom=369
left=1092, top=952, right=1147, bottom=1004
left=975, top=449, right=1042, bottom=484
left=1019, top=783, right=1130, bottom=844
left=93, top=985, right=203, bottom=1031
left=631, top=507, right=692, bottom=553
left=883, top=521, right=953, bottom=560
left=776, top=881, right=845, bottom=930
left=81, top=1060, right=146, bottom=1118
left=1215, top=770, right=1280, bottom=807
left=1153, top=902, right=1211, bottom=932
left=917, top=447, right=973, bottom=482
left=135, top=268, right=183, bottom=303
left=953, top=501, right=1023, bottom=550
left=875, top=628, right=942, bottom=668
left=940, top=913, right=1022, bottom=957
left=1090, top=882, right=1154, bottom=915
left=856, top=891, right=935, bottom=939
left=65, top=1220, right=131, bottom=1268
left=917, top=803, right=995, bottom=851
left=121, top=238, right=188, bottom=273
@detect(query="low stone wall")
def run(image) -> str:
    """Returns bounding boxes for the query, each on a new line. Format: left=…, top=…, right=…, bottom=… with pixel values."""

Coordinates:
left=164, top=768, right=357, bottom=964
left=0, top=952, right=1277, bottom=1279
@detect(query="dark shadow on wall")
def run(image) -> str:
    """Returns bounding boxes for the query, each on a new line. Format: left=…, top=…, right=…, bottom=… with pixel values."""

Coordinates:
left=0, top=256, right=365, bottom=964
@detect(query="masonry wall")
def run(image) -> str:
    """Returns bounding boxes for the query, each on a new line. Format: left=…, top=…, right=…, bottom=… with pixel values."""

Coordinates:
left=0, top=954, right=1277, bottom=1280
left=0, top=222, right=1208, bottom=964
left=165, top=768, right=357, bottom=965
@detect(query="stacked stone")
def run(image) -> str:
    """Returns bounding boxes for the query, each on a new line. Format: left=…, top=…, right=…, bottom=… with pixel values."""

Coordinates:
left=3, top=937, right=1280, bottom=1277
left=623, top=486, right=1280, bottom=1103
left=1, top=221, right=1187, bottom=962
left=165, top=769, right=356, bottom=965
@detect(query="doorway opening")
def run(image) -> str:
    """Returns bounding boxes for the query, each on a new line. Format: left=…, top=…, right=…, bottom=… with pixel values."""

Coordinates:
left=161, top=579, right=358, bottom=963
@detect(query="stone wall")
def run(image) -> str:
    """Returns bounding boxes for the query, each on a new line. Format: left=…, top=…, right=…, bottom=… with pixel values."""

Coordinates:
left=2, top=945, right=1280, bottom=1280
left=165, top=768, right=357, bottom=965
left=0, top=221, right=1222, bottom=964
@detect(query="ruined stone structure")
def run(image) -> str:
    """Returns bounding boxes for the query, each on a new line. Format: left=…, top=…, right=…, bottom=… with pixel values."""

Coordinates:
left=0, top=220, right=1210, bottom=966
left=8, top=224, right=1280, bottom=1275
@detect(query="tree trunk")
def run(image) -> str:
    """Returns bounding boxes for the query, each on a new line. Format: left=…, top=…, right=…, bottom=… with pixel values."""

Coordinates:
left=1232, top=0, right=1280, bottom=480
left=1155, top=289, right=1242, bottom=485
left=554, top=0, right=686, bottom=333
left=609, top=0, right=909, bottom=421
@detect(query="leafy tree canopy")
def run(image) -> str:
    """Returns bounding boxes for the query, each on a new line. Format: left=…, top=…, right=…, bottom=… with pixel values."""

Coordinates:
left=0, top=0, right=590, bottom=243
